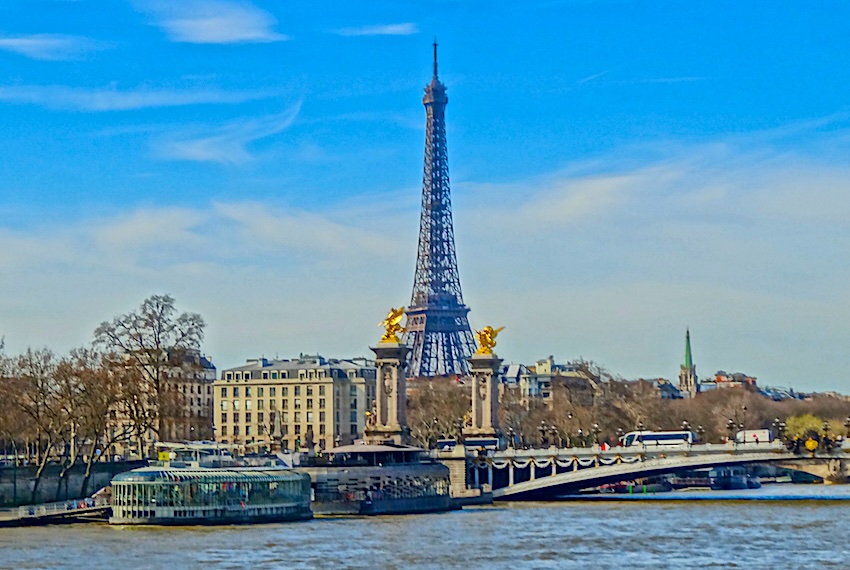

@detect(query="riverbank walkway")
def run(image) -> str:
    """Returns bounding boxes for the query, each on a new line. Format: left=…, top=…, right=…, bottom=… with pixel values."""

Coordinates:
left=0, top=497, right=110, bottom=527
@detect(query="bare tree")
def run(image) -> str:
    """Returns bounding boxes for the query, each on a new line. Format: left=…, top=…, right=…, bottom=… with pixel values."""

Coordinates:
left=94, top=294, right=205, bottom=452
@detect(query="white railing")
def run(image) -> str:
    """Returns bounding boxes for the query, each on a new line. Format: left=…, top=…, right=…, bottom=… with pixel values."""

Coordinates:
left=17, top=497, right=110, bottom=519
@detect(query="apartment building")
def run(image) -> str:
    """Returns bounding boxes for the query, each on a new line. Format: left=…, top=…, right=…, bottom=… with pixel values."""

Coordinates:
left=214, top=354, right=376, bottom=451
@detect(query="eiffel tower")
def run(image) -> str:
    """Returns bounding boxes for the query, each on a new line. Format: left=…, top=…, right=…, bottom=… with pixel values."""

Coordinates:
left=403, top=42, right=477, bottom=378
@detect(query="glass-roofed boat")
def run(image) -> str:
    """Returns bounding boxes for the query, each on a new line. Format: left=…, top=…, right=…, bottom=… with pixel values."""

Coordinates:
left=109, top=443, right=312, bottom=525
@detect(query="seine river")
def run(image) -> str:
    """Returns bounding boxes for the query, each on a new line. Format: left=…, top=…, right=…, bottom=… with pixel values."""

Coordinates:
left=2, top=485, right=849, bottom=570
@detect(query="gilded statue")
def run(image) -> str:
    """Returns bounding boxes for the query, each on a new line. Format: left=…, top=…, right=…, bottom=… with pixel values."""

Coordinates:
left=378, top=306, right=406, bottom=343
left=474, top=325, right=505, bottom=355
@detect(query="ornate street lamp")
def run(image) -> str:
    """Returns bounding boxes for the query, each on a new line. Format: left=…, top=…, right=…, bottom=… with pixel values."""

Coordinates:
left=538, top=420, right=547, bottom=448
left=507, top=427, right=515, bottom=449
left=697, top=425, right=706, bottom=443
left=549, top=425, right=559, bottom=448
left=592, top=423, right=601, bottom=446
left=577, top=428, right=585, bottom=447
left=681, top=420, right=691, bottom=432
left=616, top=428, right=624, bottom=445
left=822, top=421, right=831, bottom=436
left=727, top=418, right=736, bottom=442
left=637, top=421, right=645, bottom=432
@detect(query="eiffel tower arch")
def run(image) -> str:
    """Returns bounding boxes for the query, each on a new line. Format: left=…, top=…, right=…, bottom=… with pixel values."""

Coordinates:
left=403, top=43, right=477, bottom=378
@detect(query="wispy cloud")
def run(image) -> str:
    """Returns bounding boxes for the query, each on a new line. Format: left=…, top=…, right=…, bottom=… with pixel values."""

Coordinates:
left=155, top=103, right=301, bottom=164
left=0, top=34, right=109, bottom=60
left=136, top=0, right=287, bottom=44
left=0, top=84, right=272, bottom=111
left=333, top=23, right=418, bottom=37
left=577, top=71, right=607, bottom=84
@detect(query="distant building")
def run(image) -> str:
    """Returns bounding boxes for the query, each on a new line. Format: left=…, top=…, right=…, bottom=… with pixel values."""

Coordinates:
left=111, top=349, right=216, bottom=458
left=677, top=329, right=698, bottom=398
left=214, top=355, right=376, bottom=452
left=501, top=356, right=600, bottom=407
left=656, top=378, right=683, bottom=400
left=699, top=370, right=758, bottom=392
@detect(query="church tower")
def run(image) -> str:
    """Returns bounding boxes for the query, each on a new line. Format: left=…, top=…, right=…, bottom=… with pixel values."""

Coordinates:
left=678, top=328, right=699, bottom=397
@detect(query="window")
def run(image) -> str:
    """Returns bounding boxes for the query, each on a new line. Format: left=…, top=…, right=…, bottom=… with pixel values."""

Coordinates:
left=319, top=398, right=325, bottom=409
left=282, top=425, right=288, bottom=435
left=245, top=387, right=252, bottom=397
left=221, top=413, right=228, bottom=424
left=258, top=387, right=264, bottom=397
left=245, top=372, right=251, bottom=380
left=294, top=425, right=301, bottom=435
left=220, top=387, right=227, bottom=397
left=319, top=385, right=325, bottom=396
left=319, top=411, right=326, bottom=423
left=294, top=398, right=301, bottom=409
left=207, top=386, right=211, bottom=395
left=245, top=413, right=252, bottom=423
left=270, top=387, right=276, bottom=397
left=232, top=400, right=240, bottom=411
left=282, top=387, right=288, bottom=396
left=350, top=411, right=358, bottom=423
left=246, top=400, right=252, bottom=410
left=271, top=372, right=278, bottom=379
left=350, top=385, right=357, bottom=397
left=307, top=398, right=313, bottom=409
left=306, top=411, right=313, bottom=422
left=294, top=386, right=301, bottom=396
left=233, top=387, right=239, bottom=397
left=258, top=399, right=264, bottom=410
left=258, top=412, right=264, bottom=424
left=270, top=399, right=277, bottom=411
left=281, top=412, right=288, bottom=423
left=319, top=424, right=326, bottom=435
left=262, top=372, right=268, bottom=379
left=220, top=401, right=228, bottom=411
left=232, top=425, right=239, bottom=436
left=350, top=398, right=357, bottom=410
left=245, top=425, right=252, bottom=436
left=349, top=424, right=357, bottom=434
left=225, top=372, right=232, bottom=380
left=282, top=439, right=289, bottom=449
left=233, top=413, right=240, bottom=423
left=294, top=412, right=301, bottom=423
left=306, top=386, right=313, bottom=396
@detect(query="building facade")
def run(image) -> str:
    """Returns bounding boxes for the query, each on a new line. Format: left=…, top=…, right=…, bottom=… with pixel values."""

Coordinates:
left=214, top=355, right=376, bottom=451
left=111, top=350, right=217, bottom=459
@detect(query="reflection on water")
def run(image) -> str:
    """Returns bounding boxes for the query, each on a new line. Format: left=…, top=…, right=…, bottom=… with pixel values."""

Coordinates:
left=2, top=485, right=849, bottom=570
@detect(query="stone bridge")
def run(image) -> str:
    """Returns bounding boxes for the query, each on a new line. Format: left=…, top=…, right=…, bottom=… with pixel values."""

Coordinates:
left=435, top=441, right=850, bottom=501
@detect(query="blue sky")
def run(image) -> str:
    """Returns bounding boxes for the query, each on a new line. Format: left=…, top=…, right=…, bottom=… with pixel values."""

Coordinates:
left=2, top=1, right=850, bottom=391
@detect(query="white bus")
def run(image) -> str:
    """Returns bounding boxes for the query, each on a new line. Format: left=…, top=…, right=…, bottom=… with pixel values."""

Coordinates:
left=620, top=430, right=696, bottom=447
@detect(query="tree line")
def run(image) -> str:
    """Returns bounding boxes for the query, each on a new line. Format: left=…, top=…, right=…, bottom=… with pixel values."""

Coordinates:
left=407, top=369, right=850, bottom=449
left=0, top=295, right=205, bottom=501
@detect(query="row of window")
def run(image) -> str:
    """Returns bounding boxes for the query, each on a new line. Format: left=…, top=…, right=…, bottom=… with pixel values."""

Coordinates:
left=219, top=397, right=331, bottom=412
left=220, top=411, right=329, bottom=425
left=223, top=369, right=365, bottom=381
left=224, top=423, right=330, bottom=436
left=220, top=385, right=330, bottom=398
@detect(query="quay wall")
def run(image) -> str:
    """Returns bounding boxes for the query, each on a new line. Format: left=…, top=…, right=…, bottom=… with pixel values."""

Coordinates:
left=0, top=461, right=145, bottom=507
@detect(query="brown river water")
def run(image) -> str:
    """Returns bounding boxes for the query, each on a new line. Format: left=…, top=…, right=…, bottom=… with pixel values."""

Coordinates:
left=1, top=485, right=849, bottom=570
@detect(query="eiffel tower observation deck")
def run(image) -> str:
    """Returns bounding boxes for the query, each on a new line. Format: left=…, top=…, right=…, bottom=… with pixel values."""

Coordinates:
left=403, top=43, right=477, bottom=378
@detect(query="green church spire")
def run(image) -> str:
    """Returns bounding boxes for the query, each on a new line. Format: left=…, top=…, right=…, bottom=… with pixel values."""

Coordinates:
left=684, top=328, right=693, bottom=370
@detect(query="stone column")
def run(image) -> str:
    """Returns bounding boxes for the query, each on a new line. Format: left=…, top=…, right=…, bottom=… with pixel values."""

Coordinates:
left=463, top=352, right=502, bottom=439
left=365, top=341, right=410, bottom=445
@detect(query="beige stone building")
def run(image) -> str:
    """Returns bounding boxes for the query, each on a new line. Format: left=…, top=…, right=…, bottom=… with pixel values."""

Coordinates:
left=214, top=355, right=376, bottom=451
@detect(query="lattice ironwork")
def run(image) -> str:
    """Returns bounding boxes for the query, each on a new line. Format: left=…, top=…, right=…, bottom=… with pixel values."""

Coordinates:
left=404, top=43, right=477, bottom=378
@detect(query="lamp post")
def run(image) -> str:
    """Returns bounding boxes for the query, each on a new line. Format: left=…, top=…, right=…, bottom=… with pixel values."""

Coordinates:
left=549, top=425, right=559, bottom=448
left=508, top=427, right=515, bottom=449
left=577, top=428, right=585, bottom=447
left=681, top=420, right=690, bottom=432
left=592, top=423, right=601, bottom=446
left=697, top=425, right=706, bottom=443
left=727, top=419, right=736, bottom=443
left=637, top=421, right=645, bottom=433
left=566, top=413, right=574, bottom=447
left=616, top=428, right=624, bottom=446
left=844, top=417, right=850, bottom=438
left=740, top=405, right=747, bottom=430
left=538, top=421, right=547, bottom=448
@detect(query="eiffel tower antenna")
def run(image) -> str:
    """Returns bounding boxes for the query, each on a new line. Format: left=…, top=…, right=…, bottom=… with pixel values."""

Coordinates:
left=403, top=43, right=477, bottom=378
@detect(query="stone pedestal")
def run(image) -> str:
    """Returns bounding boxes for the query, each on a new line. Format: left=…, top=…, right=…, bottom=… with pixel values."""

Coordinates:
left=365, top=341, right=410, bottom=445
left=463, top=352, right=502, bottom=439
